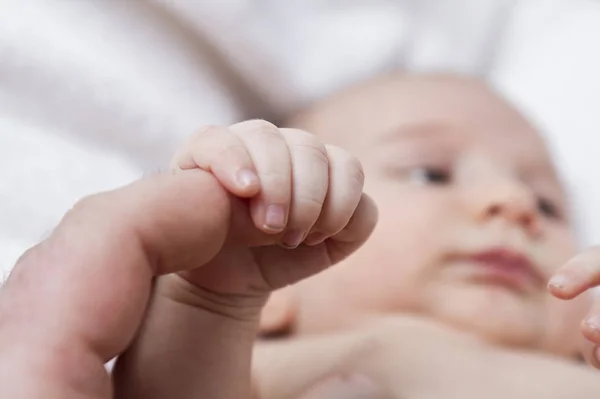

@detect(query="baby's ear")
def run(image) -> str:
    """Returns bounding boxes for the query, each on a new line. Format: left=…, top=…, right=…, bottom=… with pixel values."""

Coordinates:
left=259, top=285, right=297, bottom=337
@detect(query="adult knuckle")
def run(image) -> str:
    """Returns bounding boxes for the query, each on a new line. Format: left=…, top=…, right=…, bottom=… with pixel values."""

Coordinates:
left=62, top=194, right=122, bottom=236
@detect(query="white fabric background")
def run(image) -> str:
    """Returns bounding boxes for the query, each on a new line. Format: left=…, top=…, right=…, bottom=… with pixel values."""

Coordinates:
left=1, top=0, right=600, bottom=275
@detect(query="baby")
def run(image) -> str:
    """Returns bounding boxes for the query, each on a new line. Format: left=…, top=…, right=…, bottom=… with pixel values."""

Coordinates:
left=251, top=74, right=600, bottom=397
left=258, top=73, right=584, bottom=347
left=111, top=73, right=600, bottom=398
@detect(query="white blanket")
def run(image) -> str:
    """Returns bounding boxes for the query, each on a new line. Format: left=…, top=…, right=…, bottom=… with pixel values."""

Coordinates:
left=2, top=0, right=600, bottom=274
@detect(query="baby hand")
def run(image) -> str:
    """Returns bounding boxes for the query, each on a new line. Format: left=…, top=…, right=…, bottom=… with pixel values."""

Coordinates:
left=549, top=248, right=600, bottom=367
left=112, top=121, right=378, bottom=398
left=170, top=120, right=378, bottom=297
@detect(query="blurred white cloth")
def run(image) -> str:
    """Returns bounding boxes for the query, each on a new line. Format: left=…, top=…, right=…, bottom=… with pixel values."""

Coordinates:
left=490, top=0, right=600, bottom=249
left=1, top=0, right=600, bottom=274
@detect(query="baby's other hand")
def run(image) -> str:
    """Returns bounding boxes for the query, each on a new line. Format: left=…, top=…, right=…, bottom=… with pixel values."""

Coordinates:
left=169, top=120, right=378, bottom=298
left=549, top=247, right=600, bottom=367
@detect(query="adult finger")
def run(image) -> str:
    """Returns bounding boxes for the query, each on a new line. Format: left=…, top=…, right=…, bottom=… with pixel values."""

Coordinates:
left=0, top=171, right=231, bottom=398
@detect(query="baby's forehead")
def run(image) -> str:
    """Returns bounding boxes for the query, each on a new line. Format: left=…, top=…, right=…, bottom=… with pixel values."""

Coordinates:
left=289, top=74, right=549, bottom=161
left=289, top=73, right=564, bottom=192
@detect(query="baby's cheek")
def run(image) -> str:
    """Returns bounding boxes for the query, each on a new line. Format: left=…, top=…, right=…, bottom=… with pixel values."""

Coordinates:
left=542, top=225, right=578, bottom=275
left=352, top=208, right=442, bottom=309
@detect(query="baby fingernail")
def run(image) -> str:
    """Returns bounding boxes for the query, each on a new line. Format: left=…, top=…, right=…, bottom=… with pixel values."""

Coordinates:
left=264, top=204, right=286, bottom=232
left=548, top=274, right=570, bottom=289
left=304, top=232, right=327, bottom=246
left=281, top=230, right=304, bottom=249
left=586, top=315, right=600, bottom=331
left=236, top=168, right=259, bottom=189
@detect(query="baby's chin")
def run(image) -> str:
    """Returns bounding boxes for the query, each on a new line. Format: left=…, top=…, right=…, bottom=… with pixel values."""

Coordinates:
left=427, top=283, right=565, bottom=353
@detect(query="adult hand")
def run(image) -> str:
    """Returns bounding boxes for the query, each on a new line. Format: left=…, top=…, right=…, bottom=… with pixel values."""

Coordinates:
left=0, top=171, right=236, bottom=398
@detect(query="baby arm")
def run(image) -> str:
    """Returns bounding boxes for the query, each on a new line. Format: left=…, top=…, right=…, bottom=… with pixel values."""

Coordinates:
left=254, top=316, right=600, bottom=399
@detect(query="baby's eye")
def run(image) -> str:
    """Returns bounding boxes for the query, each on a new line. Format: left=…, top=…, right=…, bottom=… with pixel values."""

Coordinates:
left=537, top=196, right=561, bottom=220
left=409, top=167, right=452, bottom=185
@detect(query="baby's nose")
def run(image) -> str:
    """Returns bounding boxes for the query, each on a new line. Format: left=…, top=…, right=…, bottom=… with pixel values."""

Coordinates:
left=464, top=174, right=541, bottom=238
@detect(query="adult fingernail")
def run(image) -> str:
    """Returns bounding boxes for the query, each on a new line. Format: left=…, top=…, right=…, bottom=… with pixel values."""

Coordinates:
left=304, top=232, right=327, bottom=246
left=236, top=168, right=259, bottom=189
left=281, top=230, right=304, bottom=249
left=264, top=204, right=286, bottom=232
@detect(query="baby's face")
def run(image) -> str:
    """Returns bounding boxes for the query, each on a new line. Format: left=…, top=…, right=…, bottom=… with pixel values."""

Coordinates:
left=289, top=75, right=589, bottom=356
